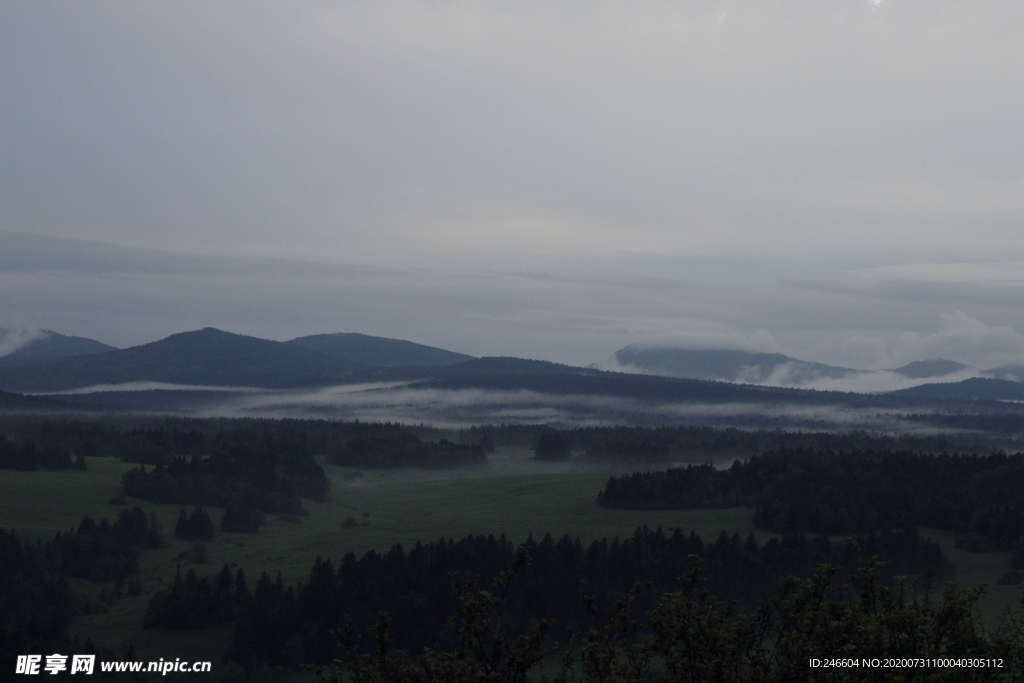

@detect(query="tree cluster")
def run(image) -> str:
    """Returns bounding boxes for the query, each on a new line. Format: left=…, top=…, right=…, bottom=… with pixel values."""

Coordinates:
left=121, top=432, right=329, bottom=517
left=532, top=431, right=570, bottom=461
left=55, top=507, right=162, bottom=583
left=330, top=424, right=486, bottom=468
left=0, top=434, right=84, bottom=471
left=174, top=506, right=215, bottom=542
left=221, top=503, right=264, bottom=534
left=598, top=449, right=1024, bottom=549
left=213, top=525, right=945, bottom=670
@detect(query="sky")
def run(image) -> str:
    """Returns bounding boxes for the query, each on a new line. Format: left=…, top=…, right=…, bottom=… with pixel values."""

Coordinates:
left=1, top=1, right=1022, bottom=369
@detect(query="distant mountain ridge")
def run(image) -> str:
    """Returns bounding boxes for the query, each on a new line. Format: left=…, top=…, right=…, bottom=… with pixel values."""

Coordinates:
left=0, top=329, right=116, bottom=366
left=1, top=325, right=1021, bottom=401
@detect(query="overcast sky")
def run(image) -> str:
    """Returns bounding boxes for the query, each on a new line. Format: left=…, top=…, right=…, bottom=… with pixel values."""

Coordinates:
left=1, top=1, right=1022, bottom=368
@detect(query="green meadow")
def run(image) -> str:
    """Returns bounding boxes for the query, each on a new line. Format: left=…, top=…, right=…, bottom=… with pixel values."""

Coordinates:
left=1, top=447, right=1020, bottom=664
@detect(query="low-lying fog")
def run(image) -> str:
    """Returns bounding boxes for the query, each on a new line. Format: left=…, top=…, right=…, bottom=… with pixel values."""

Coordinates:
left=48, top=381, right=978, bottom=436
left=602, top=360, right=989, bottom=393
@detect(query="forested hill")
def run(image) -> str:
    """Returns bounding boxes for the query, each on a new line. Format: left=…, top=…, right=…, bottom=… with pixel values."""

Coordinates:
left=287, top=332, right=473, bottom=367
left=0, top=328, right=364, bottom=392
left=889, top=377, right=1024, bottom=401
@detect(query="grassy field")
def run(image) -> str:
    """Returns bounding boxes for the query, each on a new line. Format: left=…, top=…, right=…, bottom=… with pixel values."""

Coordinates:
left=1, top=447, right=1021, bottom=667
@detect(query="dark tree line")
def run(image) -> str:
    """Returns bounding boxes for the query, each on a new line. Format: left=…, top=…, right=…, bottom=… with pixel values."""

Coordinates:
left=175, top=506, right=215, bottom=542
left=0, top=434, right=84, bottom=471
left=329, top=425, right=486, bottom=468
left=578, top=428, right=1003, bottom=466
left=0, top=416, right=491, bottom=467
left=121, top=431, right=329, bottom=520
left=131, top=525, right=947, bottom=670
left=0, top=417, right=204, bottom=465
left=461, top=424, right=993, bottom=464
left=3, top=416, right=1006, bottom=471
left=598, top=449, right=1024, bottom=549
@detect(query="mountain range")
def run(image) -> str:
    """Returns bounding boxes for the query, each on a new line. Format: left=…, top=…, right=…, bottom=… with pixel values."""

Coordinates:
left=0, top=328, right=1021, bottom=405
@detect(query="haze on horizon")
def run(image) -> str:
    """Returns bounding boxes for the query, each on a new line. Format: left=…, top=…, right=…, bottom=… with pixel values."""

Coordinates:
left=1, top=1, right=1022, bottom=370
